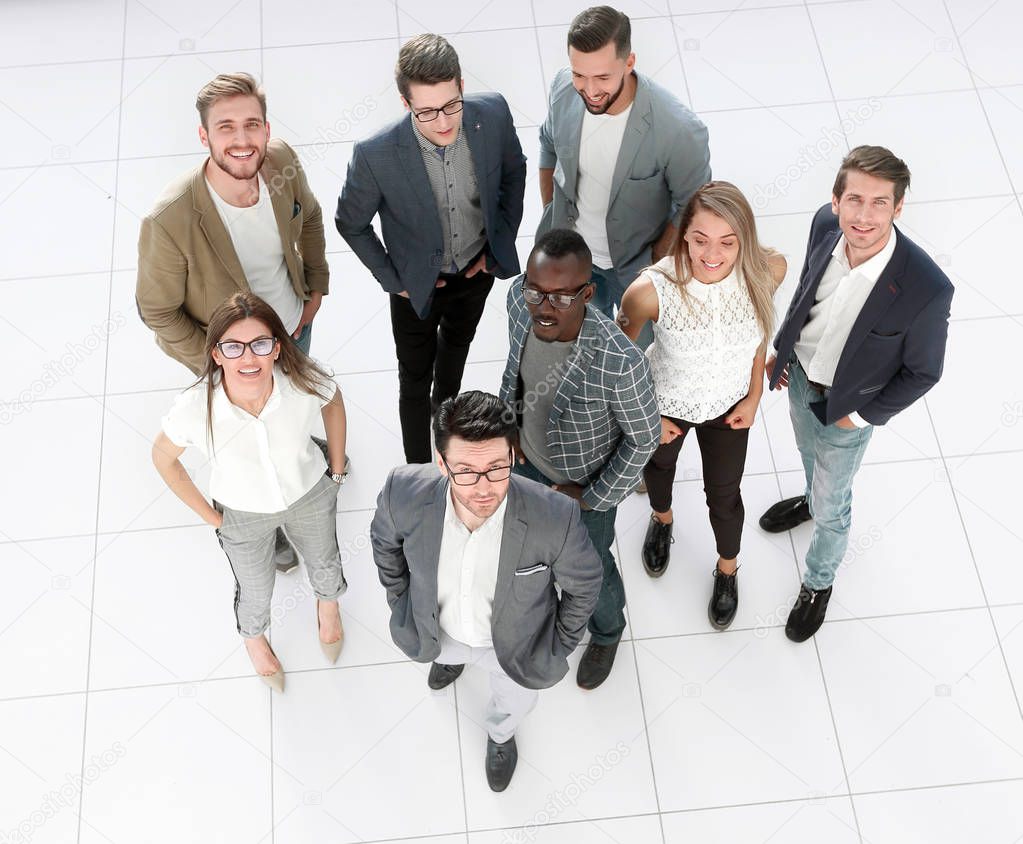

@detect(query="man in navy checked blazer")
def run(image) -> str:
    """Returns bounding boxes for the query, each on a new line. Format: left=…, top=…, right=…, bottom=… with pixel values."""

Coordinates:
left=500, top=228, right=659, bottom=690
left=337, top=34, right=527, bottom=464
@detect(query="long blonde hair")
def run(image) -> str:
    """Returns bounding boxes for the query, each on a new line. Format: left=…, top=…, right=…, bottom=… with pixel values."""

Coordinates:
left=659, top=181, right=778, bottom=342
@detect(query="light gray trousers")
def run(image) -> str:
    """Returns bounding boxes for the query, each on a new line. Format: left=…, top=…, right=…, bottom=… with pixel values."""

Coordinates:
left=216, top=474, right=346, bottom=637
left=436, top=630, right=538, bottom=743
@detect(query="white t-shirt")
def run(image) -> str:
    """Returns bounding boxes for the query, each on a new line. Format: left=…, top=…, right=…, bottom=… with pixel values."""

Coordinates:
left=207, top=175, right=304, bottom=334
left=573, top=104, right=632, bottom=270
left=162, top=368, right=337, bottom=513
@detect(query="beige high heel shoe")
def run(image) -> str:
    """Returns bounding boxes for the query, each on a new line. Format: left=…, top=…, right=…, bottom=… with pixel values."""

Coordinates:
left=317, top=600, right=345, bottom=664
left=247, top=637, right=285, bottom=693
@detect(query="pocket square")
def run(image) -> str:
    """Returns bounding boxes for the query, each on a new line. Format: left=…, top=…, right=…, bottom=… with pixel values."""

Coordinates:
left=514, top=563, right=550, bottom=576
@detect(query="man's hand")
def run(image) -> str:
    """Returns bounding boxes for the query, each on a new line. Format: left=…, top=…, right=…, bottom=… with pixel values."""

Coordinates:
left=766, top=355, right=789, bottom=389
left=660, top=417, right=683, bottom=444
left=725, top=394, right=761, bottom=429
left=835, top=415, right=857, bottom=430
left=292, top=291, right=323, bottom=338
left=551, top=482, right=590, bottom=510
left=464, top=253, right=490, bottom=278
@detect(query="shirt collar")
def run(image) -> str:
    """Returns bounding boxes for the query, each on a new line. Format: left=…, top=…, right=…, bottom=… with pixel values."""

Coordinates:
left=686, top=267, right=740, bottom=299
left=212, top=368, right=283, bottom=420
left=832, top=227, right=898, bottom=284
left=410, top=112, right=458, bottom=156
left=444, top=484, right=509, bottom=535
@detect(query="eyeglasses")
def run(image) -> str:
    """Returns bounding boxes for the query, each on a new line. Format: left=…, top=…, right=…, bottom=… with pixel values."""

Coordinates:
left=216, top=337, right=277, bottom=359
left=442, top=454, right=513, bottom=486
left=413, top=98, right=464, bottom=123
left=521, top=280, right=592, bottom=310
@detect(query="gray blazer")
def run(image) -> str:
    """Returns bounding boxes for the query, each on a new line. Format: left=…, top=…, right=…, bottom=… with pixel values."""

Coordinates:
left=336, top=92, right=527, bottom=319
left=538, top=68, right=711, bottom=285
left=370, top=464, right=603, bottom=690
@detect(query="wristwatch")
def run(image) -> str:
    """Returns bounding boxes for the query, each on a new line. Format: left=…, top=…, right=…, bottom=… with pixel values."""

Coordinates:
left=330, top=469, right=348, bottom=485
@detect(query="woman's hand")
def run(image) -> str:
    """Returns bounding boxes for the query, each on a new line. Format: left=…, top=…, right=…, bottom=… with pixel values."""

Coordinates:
left=725, top=394, right=761, bottom=429
left=207, top=509, right=224, bottom=529
left=660, top=417, right=683, bottom=444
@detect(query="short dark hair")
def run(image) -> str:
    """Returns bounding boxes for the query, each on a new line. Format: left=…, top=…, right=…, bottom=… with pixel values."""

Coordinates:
left=567, top=6, right=632, bottom=59
left=531, top=228, right=593, bottom=268
left=395, top=34, right=461, bottom=101
left=833, top=145, right=912, bottom=205
left=433, top=391, right=517, bottom=457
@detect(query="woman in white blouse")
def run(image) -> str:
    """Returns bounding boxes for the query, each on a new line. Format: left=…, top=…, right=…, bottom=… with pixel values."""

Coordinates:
left=152, top=293, right=348, bottom=691
left=618, top=181, right=785, bottom=630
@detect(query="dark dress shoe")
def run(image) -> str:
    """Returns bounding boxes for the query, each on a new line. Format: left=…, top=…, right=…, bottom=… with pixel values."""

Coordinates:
left=759, top=495, right=812, bottom=533
left=486, top=736, right=517, bottom=792
left=427, top=662, right=465, bottom=690
left=274, top=529, right=299, bottom=574
left=708, top=566, right=739, bottom=630
left=642, top=516, right=673, bottom=578
left=785, top=584, right=832, bottom=642
left=577, top=641, right=619, bottom=690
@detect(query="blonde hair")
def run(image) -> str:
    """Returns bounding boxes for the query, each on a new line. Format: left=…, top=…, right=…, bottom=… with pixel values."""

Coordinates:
left=195, top=72, right=266, bottom=128
left=659, top=181, right=778, bottom=343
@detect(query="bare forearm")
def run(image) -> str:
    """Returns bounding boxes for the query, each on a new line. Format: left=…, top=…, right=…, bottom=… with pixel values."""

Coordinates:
left=651, top=223, right=677, bottom=263
left=539, top=168, right=554, bottom=206
left=321, top=392, right=348, bottom=474
left=154, top=456, right=219, bottom=525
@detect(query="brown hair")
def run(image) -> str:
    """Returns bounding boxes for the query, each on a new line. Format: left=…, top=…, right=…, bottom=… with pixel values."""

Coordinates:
left=196, top=293, right=334, bottom=449
left=195, top=72, right=267, bottom=129
left=395, top=34, right=461, bottom=101
left=568, top=6, right=631, bottom=58
left=833, top=145, right=911, bottom=204
left=662, top=181, right=778, bottom=343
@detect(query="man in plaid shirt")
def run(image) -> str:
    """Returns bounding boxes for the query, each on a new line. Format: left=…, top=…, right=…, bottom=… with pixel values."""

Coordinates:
left=500, top=228, right=659, bottom=689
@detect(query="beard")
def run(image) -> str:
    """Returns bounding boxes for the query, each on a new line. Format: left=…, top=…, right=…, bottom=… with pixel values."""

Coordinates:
left=578, top=73, right=627, bottom=115
left=209, top=144, right=266, bottom=181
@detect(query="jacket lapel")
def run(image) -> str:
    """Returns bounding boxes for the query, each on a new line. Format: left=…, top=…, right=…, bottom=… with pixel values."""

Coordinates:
left=793, top=229, right=842, bottom=322
left=396, top=116, right=438, bottom=213
left=557, top=93, right=584, bottom=199
left=263, top=153, right=303, bottom=290
left=192, top=164, right=248, bottom=291
left=550, top=309, right=600, bottom=420
left=463, top=100, right=489, bottom=203
left=491, top=479, right=528, bottom=627
left=608, top=73, right=651, bottom=209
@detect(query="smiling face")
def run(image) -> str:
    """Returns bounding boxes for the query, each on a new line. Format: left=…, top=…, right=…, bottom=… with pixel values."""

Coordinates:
left=211, top=316, right=279, bottom=395
left=404, top=78, right=464, bottom=147
left=568, top=41, right=636, bottom=115
left=199, top=94, right=269, bottom=181
left=438, top=435, right=513, bottom=523
left=684, top=208, right=740, bottom=284
left=831, top=169, right=903, bottom=267
left=524, top=251, right=593, bottom=343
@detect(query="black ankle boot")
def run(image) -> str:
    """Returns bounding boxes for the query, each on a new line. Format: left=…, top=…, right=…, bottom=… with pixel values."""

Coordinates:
left=785, top=584, right=832, bottom=642
left=708, top=565, right=739, bottom=630
left=642, top=516, right=673, bottom=578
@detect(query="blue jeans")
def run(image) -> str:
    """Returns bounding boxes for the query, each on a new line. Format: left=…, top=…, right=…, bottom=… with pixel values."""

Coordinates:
left=590, top=265, right=653, bottom=351
left=788, top=357, right=873, bottom=590
left=513, top=459, right=626, bottom=646
left=293, top=321, right=312, bottom=356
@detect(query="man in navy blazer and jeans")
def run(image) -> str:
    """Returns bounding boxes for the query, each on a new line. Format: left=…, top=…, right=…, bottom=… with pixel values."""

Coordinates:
left=761, top=146, right=953, bottom=642
left=337, top=34, right=527, bottom=463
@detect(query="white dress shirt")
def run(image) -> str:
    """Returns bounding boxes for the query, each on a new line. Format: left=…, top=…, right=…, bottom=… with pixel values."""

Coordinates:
left=436, top=490, right=507, bottom=648
left=794, top=229, right=897, bottom=427
left=162, top=368, right=336, bottom=512
left=574, top=104, right=632, bottom=269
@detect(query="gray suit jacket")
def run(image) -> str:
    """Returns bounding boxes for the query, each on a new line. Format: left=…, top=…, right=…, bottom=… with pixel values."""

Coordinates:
left=370, top=465, right=602, bottom=690
left=336, top=92, right=527, bottom=319
left=538, top=68, right=711, bottom=285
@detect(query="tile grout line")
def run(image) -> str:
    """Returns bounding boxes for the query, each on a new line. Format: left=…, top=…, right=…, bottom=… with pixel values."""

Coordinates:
left=75, top=2, right=129, bottom=842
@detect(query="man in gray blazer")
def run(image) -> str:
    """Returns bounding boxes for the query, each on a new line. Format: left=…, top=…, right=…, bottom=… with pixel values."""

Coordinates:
left=337, top=34, right=527, bottom=463
left=537, top=6, right=711, bottom=347
left=371, top=391, right=602, bottom=792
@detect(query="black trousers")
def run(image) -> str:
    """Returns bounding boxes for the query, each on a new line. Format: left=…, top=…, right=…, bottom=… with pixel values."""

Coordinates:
left=642, top=410, right=750, bottom=559
left=389, top=271, right=494, bottom=463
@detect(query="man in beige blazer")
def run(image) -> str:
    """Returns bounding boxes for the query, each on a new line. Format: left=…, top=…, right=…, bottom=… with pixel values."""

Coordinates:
left=138, top=72, right=333, bottom=573
left=136, top=72, right=329, bottom=374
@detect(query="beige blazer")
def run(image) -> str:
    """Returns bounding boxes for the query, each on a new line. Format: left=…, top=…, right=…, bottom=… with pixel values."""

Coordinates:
left=136, top=139, right=328, bottom=373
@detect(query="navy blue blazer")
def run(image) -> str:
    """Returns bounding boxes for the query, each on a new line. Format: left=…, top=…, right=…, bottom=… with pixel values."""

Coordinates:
left=335, top=93, right=527, bottom=318
left=771, top=204, right=954, bottom=426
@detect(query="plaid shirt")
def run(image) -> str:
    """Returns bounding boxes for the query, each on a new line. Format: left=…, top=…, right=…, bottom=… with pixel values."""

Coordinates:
left=500, top=281, right=660, bottom=511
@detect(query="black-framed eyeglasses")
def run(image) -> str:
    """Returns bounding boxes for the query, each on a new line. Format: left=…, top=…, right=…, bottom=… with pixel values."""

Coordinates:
left=216, top=337, right=277, bottom=359
left=521, top=280, right=592, bottom=310
left=442, top=452, right=513, bottom=486
left=413, top=98, right=464, bottom=123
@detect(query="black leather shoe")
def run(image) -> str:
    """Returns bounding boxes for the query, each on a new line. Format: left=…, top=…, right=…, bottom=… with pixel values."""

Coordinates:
left=642, top=516, right=673, bottom=578
left=759, top=496, right=812, bottom=533
left=708, top=566, right=739, bottom=630
left=785, top=584, right=832, bottom=642
left=274, top=528, right=299, bottom=574
left=577, top=641, right=619, bottom=690
left=486, top=736, right=518, bottom=792
left=427, top=662, right=465, bottom=690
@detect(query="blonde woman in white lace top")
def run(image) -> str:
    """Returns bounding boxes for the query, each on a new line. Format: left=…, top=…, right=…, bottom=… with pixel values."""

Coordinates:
left=618, top=181, right=785, bottom=630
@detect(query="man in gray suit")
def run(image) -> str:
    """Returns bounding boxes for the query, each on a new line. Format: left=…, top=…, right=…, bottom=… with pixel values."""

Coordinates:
left=537, top=5, right=711, bottom=347
left=337, top=34, right=527, bottom=463
left=371, top=391, right=602, bottom=792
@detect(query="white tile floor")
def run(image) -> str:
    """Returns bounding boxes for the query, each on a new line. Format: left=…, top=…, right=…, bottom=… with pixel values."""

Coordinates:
left=1, top=1, right=1021, bottom=842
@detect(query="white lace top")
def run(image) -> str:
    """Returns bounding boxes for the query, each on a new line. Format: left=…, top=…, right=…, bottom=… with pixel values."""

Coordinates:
left=645, top=257, right=763, bottom=424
